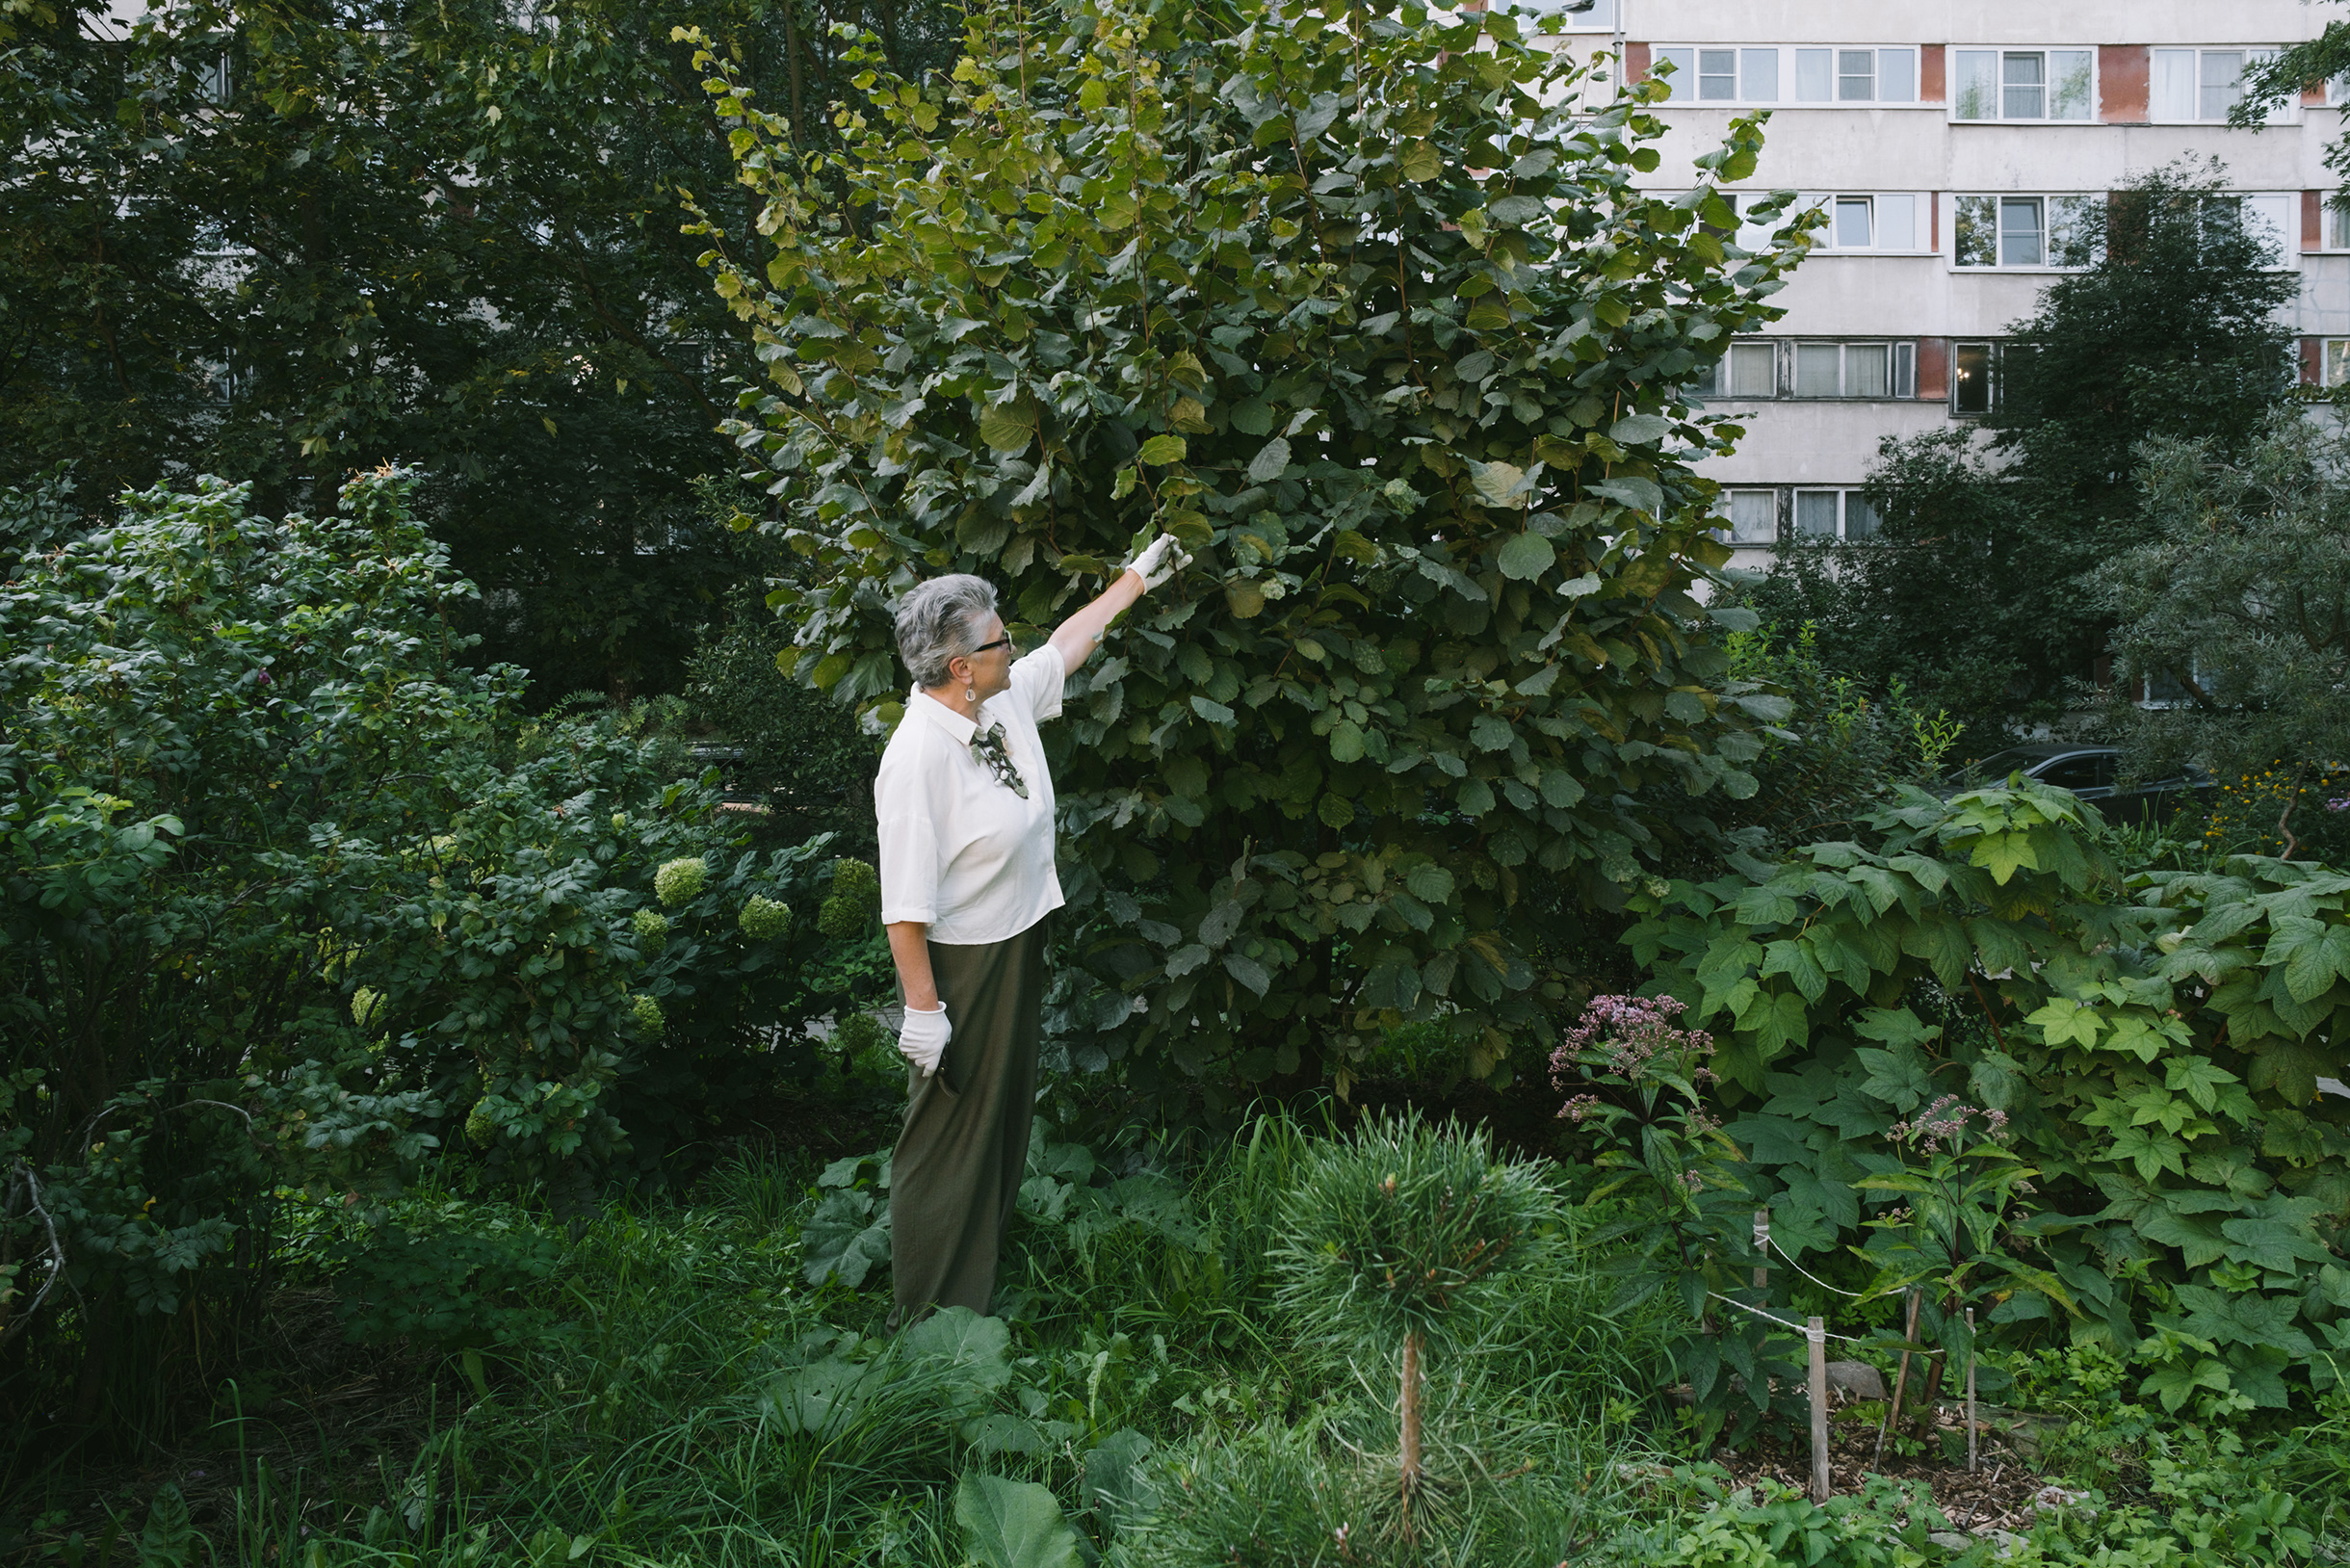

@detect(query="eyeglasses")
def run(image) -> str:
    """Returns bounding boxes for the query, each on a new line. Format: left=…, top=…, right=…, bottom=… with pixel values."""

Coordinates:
left=969, top=637, right=1012, bottom=656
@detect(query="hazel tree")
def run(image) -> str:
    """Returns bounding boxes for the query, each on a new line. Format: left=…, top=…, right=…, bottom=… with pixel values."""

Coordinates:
left=682, top=0, right=1812, bottom=1111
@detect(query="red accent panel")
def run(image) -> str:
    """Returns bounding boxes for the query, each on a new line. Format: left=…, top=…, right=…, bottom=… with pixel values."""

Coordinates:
left=2100, top=45, right=2148, bottom=121
left=1919, top=45, right=1945, bottom=104
left=2306, top=80, right=2330, bottom=107
left=2303, top=337, right=2325, bottom=385
left=1930, top=192, right=1940, bottom=252
left=1626, top=40, right=1651, bottom=81
left=1918, top=338, right=1949, bottom=401
left=2307, top=189, right=2326, bottom=251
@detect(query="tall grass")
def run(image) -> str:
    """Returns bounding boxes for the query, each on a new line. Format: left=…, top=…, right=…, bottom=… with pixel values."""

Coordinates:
left=13, top=1107, right=1702, bottom=1568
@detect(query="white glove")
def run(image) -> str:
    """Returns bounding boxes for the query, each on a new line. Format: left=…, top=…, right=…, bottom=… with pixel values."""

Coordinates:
left=898, top=1003, right=950, bottom=1075
left=1126, top=533, right=1192, bottom=591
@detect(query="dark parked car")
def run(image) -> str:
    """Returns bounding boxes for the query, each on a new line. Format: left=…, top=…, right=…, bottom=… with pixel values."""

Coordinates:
left=1938, top=744, right=2215, bottom=826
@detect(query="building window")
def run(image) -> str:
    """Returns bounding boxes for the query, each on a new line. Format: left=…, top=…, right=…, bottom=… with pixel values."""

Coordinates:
left=1800, top=192, right=1925, bottom=251
left=1953, top=195, right=2094, bottom=269
left=1793, top=489, right=1880, bottom=540
left=1952, top=49, right=2093, bottom=120
left=2328, top=196, right=2350, bottom=251
left=1717, top=489, right=1778, bottom=544
left=1651, top=45, right=1911, bottom=105
left=2200, top=193, right=2297, bottom=269
left=2322, top=340, right=2350, bottom=386
left=1790, top=341, right=1916, bottom=398
left=2150, top=48, right=2289, bottom=123
left=1952, top=342, right=2000, bottom=414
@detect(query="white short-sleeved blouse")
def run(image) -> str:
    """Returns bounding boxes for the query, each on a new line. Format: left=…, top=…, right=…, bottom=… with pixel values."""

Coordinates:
left=874, top=642, right=1066, bottom=946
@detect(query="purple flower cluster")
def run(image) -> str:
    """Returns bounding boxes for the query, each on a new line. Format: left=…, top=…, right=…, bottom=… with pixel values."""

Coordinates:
left=1889, top=1094, right=2009, bottom=1153
left=1551, top=994, right=1717, bottom=1117
left=2328, top=796, right=2350, bottom=814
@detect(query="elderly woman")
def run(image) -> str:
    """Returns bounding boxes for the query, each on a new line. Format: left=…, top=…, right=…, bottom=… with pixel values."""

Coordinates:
left=876, top=535, right=1188, bottom=1326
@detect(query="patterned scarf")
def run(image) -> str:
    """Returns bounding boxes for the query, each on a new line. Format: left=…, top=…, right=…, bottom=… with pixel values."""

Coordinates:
left=969, top=721, right=1029, bottom=798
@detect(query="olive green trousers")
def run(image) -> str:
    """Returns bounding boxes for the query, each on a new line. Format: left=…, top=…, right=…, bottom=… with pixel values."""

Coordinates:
left=889, top=917, right=1048, bottom=1327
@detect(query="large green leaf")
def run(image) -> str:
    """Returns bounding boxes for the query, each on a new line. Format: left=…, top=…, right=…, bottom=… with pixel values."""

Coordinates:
left=954, top=1475, right=1084, bottom=1568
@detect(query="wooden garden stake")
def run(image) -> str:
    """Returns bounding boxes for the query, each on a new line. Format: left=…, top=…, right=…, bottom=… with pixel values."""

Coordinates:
left=1874, top=1290, right=1921, bottom=1467
left=1966, top=1308, right=1978, bottom=1473
left=1754, top=1208, right=1770, bottom=1292
left=1399, top=1328, right=1423, bottom=1534
left=1808, top=1316, right=1832, bottom=1503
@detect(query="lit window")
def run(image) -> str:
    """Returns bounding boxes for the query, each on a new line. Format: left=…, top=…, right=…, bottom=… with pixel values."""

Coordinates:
left=1952, top=342, right=1998, bottom=414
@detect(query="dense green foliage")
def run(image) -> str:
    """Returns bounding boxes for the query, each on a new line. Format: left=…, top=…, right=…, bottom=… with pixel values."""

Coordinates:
left=0, top=0, right=958, bottom=696
left=0, top=471, right=884, bottom=1438
left=10, top=1110, right=2346, bottom=1565
left=693, top=0, right=1812, bottom=1111
left=2092, top=414, right=2350, bottom=865
left=1742, top=164, right=2297, bottom=742
left=1626, top=779, right=2350, bottom=1420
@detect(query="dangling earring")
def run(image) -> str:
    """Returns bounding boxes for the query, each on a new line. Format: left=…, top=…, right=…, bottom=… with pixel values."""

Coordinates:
left=965, top=685, right=976, bottom=704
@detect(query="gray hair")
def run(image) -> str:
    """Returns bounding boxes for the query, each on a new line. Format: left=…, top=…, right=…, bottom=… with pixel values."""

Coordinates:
left=893, top=573, right=1000, bottom=688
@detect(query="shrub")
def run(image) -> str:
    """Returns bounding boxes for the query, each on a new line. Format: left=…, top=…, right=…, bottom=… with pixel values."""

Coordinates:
left=686, top=0, right=1815, bottom=1109
left=1625, top=777, right=2350, bottom=1418
left=0, top=471, right=885, bottom=1444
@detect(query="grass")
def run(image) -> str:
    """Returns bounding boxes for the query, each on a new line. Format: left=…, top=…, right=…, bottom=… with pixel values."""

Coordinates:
left=7, top=1090, right=2347, bottom=1568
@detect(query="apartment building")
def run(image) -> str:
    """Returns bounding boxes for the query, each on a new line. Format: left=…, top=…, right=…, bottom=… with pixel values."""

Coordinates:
left=1529, top=0, right=2341, bottom=562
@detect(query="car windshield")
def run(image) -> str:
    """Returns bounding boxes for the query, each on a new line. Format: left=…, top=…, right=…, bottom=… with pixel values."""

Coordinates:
left=1944, top=748, right=2049, bottom=783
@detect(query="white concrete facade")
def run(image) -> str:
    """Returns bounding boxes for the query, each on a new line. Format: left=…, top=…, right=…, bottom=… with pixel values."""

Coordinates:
left=1527, top=0, right=2343, bottom=564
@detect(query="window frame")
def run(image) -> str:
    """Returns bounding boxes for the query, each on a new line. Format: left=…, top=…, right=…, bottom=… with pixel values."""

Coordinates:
left=2321, top=339, right=2350, bottom=388
left=1948, top=46, right=2097, bottom=122
left=1690, top=338, right=1918, bottom=403
left=1713, top=487, right=1780, bottom=546
left=1949, top=193, right=2099, bottom=272
left=2147, top=47, right=2292, bottom=124
left=1648, top=44, right=1919, bottom=106
left=1791, top=488, right=1881, bottom=542
left=1794, top=191, right=1932, bottom=253
left=1950, top=341, right=2002, bottom=416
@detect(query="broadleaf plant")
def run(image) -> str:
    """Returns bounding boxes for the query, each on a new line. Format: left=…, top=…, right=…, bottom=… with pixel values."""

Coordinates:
left=1627, top=778, right=2350, bottom=1412
left=683, top=0, right=1815, bottom=1111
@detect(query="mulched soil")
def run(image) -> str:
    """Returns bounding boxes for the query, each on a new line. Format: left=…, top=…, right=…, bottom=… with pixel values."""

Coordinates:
left=1713, top=1403, right=2073, bottom=1537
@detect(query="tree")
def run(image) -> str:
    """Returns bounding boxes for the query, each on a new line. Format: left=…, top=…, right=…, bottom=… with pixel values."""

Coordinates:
left=0, top=0, right=959, bottom=699
left=2244, top=25, right=2350, bottom=199
left=686, top=0, right=1813, bottom=1112
left=2093, top=413, right=2350, bottom=860
left=1741, top=162, right=2297, bottom=743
